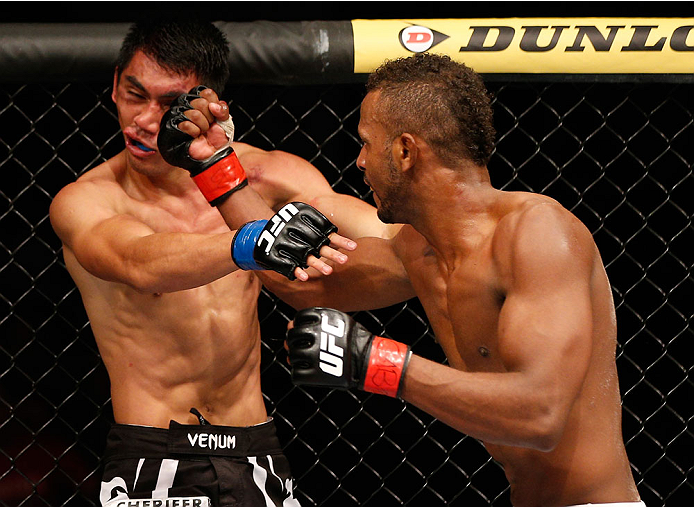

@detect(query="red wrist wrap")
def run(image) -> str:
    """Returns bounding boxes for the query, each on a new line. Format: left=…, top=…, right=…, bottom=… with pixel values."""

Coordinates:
left=192, top=151, right=247, bottom=203
left=363, top=336, right=411, bottom=398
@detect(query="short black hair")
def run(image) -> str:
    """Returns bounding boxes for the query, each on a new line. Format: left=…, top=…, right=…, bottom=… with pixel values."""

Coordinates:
left=366, top=53, right=496, bottom=167
left=116, top=19, right=230, bottom=93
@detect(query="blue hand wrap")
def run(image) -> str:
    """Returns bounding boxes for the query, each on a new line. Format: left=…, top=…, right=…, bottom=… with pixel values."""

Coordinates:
left=231, top=220, right=268, bottom=271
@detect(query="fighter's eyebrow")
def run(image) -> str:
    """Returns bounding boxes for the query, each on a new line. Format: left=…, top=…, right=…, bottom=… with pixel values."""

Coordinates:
left=357, top=127, right=368, bottom=142
left=125, top=75, right=146, bottom=93
left=124, top=75, right=186, bottom=99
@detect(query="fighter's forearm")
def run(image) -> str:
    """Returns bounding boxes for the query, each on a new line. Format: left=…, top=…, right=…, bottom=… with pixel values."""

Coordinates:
left=401, top=355, right=568, bottom=452
left=257, top=235, right=416, bottom=311
left=110, top=232, right=238, bottom=293
left=258, top=269, right=411, bottom=312
left=216, top=184, right=274, bottom=230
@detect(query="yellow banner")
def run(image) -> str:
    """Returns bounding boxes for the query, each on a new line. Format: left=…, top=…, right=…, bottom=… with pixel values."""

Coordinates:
left=352, top=18, right=694, bottom=74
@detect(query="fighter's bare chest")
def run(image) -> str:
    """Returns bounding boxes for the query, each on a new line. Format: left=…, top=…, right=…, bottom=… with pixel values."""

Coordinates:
left=120, top=192, right=230, bottom=234
left=401, top=242, right=506, bottom=370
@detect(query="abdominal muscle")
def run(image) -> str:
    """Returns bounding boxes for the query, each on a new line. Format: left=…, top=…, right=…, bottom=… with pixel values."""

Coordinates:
left=76, top=263, right=269, bottom=429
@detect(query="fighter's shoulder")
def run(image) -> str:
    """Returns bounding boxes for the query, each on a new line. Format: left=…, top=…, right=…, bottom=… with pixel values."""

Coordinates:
left=58, top=153, right=124, bottom=193
left=50, top=155, right=126, bottom=222
left=498, top=193, right=582, bottom=234
left=493, top=193, right=594, bottom=264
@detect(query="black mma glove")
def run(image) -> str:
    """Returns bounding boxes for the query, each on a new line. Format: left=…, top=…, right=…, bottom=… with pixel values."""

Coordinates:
left=158, top=85, right=247, bottom=206
left=231, top=202, right=338, bottom=280
left=287, top=307, right=412, bottom=398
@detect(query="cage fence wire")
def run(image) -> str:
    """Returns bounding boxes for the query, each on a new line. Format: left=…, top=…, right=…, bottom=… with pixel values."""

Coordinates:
left=0, top=78, right=692, bottom=507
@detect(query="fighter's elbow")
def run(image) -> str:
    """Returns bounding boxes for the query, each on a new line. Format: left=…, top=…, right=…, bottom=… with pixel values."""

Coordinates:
left=124, top=270, right=160, bottom=293
left=527, top=425, right=562, bottom=452
left=305, top=195, right=326, bottom=211
left=120, top=259, right=170, bottom=293
left=525, top=405, right=567, bottom=452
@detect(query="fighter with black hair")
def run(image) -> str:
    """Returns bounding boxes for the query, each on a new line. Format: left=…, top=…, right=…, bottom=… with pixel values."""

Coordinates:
left=50, top=19, right=360, bottom=507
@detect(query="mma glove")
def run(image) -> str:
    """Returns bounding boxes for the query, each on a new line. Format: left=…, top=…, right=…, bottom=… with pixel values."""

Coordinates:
left=287, top=307, right=412, bottom=398
left=158, top=85, right=246, bottom=206
left=231, top=202, right=338, bottom=281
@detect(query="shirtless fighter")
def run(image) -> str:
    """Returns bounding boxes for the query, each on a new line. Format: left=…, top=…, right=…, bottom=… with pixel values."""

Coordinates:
left=281, top=54, right=645, bottom=507
left=49, top=19, right=358, bottom=507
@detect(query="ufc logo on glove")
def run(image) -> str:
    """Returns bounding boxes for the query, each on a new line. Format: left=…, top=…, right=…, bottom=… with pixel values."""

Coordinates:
left=230, top=202, right=337, bottom=280
left=319, top=315, right=346, bottom=376
left=257, top=203, right=299, bottom=253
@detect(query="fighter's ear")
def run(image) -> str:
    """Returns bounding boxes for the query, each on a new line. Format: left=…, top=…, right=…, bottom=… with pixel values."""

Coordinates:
left=111, top=68, right=120, bottom=103
left=393, top=132, right=419, bottom=173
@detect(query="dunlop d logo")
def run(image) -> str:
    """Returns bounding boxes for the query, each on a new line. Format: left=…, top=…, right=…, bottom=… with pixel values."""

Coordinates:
left=399, top=25, right=449, bottom=52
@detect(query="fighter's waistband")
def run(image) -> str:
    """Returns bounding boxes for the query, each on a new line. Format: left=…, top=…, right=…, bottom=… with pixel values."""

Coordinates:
left=103, top=418, right=283, bottom=461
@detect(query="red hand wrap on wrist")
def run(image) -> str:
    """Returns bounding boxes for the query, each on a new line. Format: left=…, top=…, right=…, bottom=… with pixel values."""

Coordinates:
left=191, top=151, right=247, bottom=203
left=363, top=336, right=411, bottom=398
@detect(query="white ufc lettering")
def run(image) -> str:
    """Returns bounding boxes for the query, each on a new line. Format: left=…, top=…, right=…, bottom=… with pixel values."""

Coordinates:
left=257, top=203, right=299, bottom=254
left=319, top=315, right=345, bottom=376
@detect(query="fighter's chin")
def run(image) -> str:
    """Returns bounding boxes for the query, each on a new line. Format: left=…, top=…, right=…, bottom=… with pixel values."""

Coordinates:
left=125, top=151, right=168, bottom=176
left=375, top=203, right=398, bottom=224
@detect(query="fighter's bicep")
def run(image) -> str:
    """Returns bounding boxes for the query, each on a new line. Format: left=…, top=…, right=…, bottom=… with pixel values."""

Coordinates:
left=495, top=207, right=595, bottom=385
left=71, top=213, right=156, bottom=282
left=320, top=235, right=414, bottom=308
left=497, top=279, right=593, bottom=376
left=308, top=193, right=396, bottom=240
left=263, top=234, right=415, bottom=311
left=236, top=145, right=332, bottom=204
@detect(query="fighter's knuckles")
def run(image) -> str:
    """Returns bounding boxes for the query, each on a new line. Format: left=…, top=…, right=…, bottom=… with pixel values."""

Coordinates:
left=177, top=120, right=202, bottom=138
left=183, top=109, right=211, bottom=130
left=288, top=332, right=314, bottom=349
left=209, top=102, right=229, bottom=120
left=294, top=309, right=322, bottom=326
left=189, top=100, right=217, bottom=124
left=198, top=87, right=219, bottom=102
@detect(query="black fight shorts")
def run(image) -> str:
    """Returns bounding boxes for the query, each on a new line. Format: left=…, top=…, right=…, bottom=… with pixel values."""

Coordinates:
left=99, top=419, right=301, bottom=507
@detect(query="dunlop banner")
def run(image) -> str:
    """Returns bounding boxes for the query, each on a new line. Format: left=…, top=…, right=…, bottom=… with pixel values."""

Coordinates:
left=352, top=18, right=694, bottom=74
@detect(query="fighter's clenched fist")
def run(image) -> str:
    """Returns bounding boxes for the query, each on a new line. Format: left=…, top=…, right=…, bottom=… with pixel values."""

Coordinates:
left=286, top=307, right=412, bottom=398
left=158, top=85, right=246, bottom=206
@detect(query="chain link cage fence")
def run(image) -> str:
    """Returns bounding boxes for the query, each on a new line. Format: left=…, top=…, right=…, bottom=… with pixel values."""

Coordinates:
left=1, top=70, right=692, bottom=507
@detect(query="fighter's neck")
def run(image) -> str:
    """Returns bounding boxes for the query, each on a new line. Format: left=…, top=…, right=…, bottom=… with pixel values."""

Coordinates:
left=121, top=154, right=200, bottom=201
left=407, top=172, right=501, bottom=265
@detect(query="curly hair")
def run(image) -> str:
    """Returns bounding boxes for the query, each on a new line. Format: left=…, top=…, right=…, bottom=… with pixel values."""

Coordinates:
left=116, top=18, right=230, bottom=93
left=366, top=53, right=496, bottom=167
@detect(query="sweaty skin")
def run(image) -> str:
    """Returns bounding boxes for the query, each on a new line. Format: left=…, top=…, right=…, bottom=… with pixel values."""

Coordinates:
left=49, top=50, right=358, bottom=428
left=392, top=201, right=638, bottom=506
left=53, top=151, right=267, bottom=428
left=259, top=90, right=641, bottom=507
